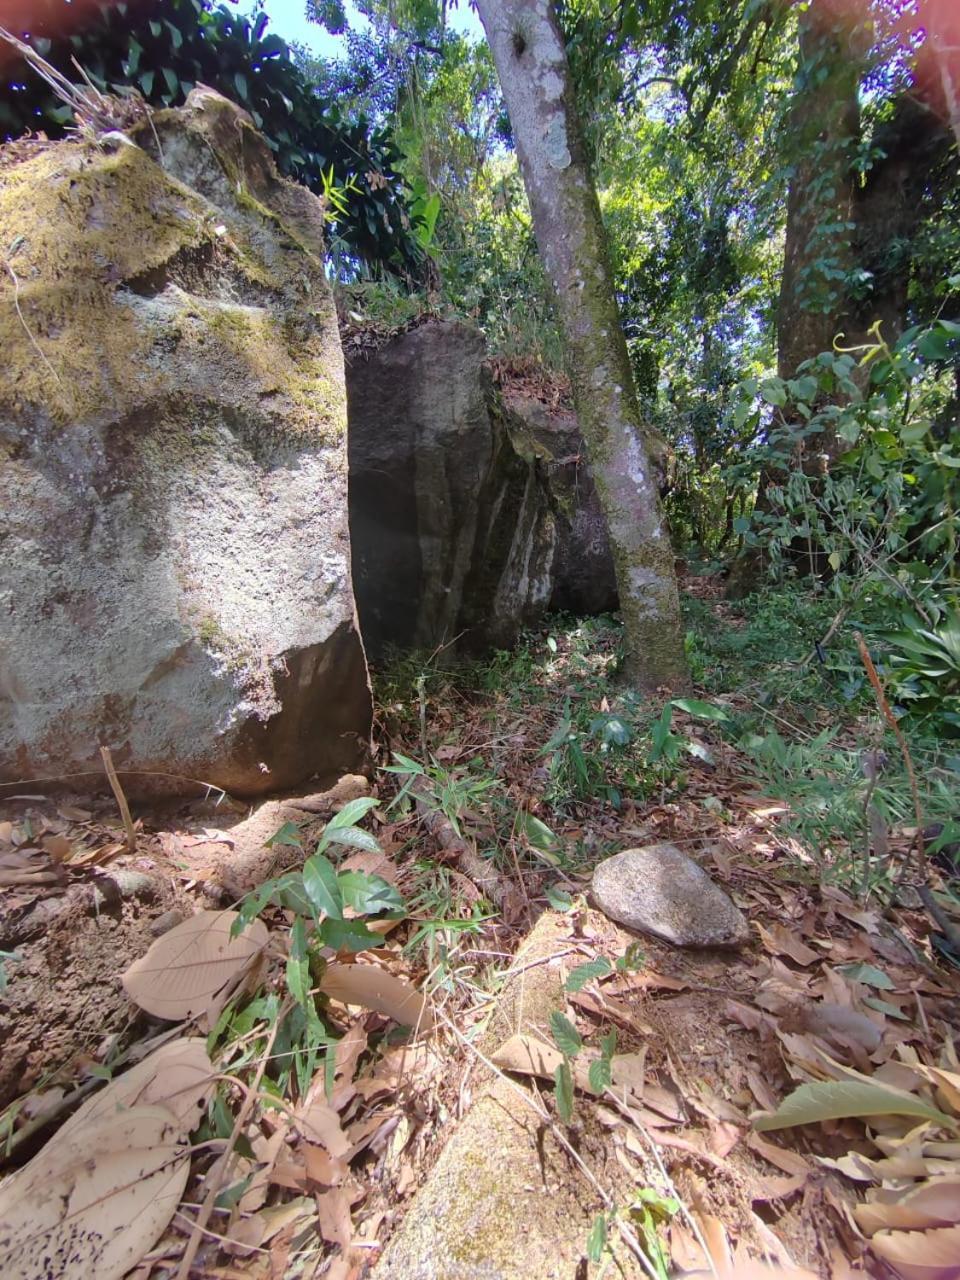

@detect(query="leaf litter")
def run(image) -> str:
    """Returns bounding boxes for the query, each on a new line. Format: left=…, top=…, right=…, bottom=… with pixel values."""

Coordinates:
left=2, top=604, right=960, bottom=1277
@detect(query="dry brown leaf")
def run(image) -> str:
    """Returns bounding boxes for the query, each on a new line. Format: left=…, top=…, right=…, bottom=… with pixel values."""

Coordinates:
left=0, top=848, right=64, bottom=887
left=568, top=988, right=653, bottom=1035
left=491, top=1033, right=564, bottom=1079
left=870, top=1223, right=960, bottom=1279
left=58, top=805, right=92, bottom=823
left=747, top=1067, right=780, bottom=1113
left=334, top=1022, right=369, bottom=1091
left=745, top=1132, right=814, bottom=1177
left=750, top=1172, right=808, bottom=1201
left=800, top=1002, right=883, bottom=1053
left=314, top=1186, right=353, bottom=1249
left=320, top=961, right=433, bottom=1031
left=222, top=1215, right=267, bottom=1258
left=339, top=849, right=402, bottom=887
left=303, top=1144, right=348, bottom=1187
left=709, top=1120, right=743, bottom=1158
left=40, top=833, right=73, bottom=861
left=855, top=1178, right=960, bottom=1235
left=121, top=910, right=268, bottom=1020
left=609, top=969, right=689, bottom=995
left=916, top=1066, right=960, bottom=1116
left=0, top=1105, right=189, bottom=1280
left=296, top=1100, right=351, bottom=1158
left=757, top=923, right=820, bottom=967
left=58, top=1038, right=214, bottom=1139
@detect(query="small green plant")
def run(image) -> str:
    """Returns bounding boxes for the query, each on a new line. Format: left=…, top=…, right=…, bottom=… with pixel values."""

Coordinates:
left=384, top=752, right=500, bottom=838
left=628, top=1187, right=681, bottom=1278
left=648, top=697, right=731, bottom=784
left=547, top=1010, right=617, bottom=1123
left=227, top=799, right=404, bottom=1095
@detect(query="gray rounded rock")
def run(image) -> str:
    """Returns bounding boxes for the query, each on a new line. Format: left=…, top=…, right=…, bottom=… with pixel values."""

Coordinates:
left=591, top=843, right=750, bottom=949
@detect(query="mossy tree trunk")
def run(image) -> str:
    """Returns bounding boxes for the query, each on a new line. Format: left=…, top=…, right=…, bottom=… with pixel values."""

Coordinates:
left=475, top=0, right=688, bottom=692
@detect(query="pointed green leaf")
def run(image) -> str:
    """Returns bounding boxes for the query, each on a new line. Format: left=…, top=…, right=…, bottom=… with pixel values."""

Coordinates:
left=549, top=1011, right=582, bottom=1058
left=588, top=1056, right=612, bottom=1094
left=565, top=958, right=613, bottom=993
left=302, top=853, right=343, bottom=919
left=753, top=1079, right=956, bottom=1132
left=670, top=698, right=730, bottom=722
left=266, top=820, right=302, bottom=849
left=555, top=1060, right=574, bottom=1123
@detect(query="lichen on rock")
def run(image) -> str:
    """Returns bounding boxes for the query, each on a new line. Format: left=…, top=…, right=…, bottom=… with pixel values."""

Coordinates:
left=0, top=93, right=370, bottom=797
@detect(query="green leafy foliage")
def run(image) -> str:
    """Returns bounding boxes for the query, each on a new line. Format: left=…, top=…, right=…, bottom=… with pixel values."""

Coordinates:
left=2, top=0, right=424, bottom=273
left=549, top=1011, right=583, bottom=1058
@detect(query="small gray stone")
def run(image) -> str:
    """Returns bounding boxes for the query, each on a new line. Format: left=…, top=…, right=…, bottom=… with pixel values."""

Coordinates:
left=591, top=844, right=750, bottom=949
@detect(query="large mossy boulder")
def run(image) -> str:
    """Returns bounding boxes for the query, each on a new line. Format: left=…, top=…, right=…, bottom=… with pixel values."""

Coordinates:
left=346, top=320, right=617, bottom=659
left=0, top=93, right=370, bottom=797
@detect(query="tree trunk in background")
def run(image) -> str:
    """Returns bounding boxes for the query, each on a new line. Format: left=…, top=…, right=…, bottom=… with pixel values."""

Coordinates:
left=475, top=0, right=689, bottom=692
left=776, top=0, right=860, bottom=403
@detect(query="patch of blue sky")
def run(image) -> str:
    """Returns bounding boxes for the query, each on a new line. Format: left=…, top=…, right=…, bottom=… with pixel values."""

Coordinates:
left=240, top=0, right=483, bottom=61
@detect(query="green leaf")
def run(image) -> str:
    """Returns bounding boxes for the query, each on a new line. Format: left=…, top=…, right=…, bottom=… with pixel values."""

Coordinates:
left=753, top=1078, right=956, bottom=1132
left=326, top=796, right=380, bottom=830
left=863, top=996, right=910, bottom=1020
left=546, top=636, right=558, bottom=653
left=565, top=958, right=613, bottom=993
left=600, top=1028, right=617, bottom=1060
left=554, top=1061, right=574, bottom=1123
left=337, top=870, right=404, bottom=916
left=588, top=1056, right=612, bottom=1094
left=545, top=885, right=574, bottom=911
left=161, top=66, right=179, bottom=96
left=265, top=820, right=302, bottom=849
left=615, top=941, right=645, bottom=972
left=286, top=918, right=310, bottom=1005
left=384, top=752, right=425, bottom=777
left=139, top=69, right=155, bottom=96
left=586, top=1214, right=607, bottom=1264
left=828, top=551, right=842, bottom=571
left=760, top=379, right=787, bottom=407
left=234, top=70, right=249, bottom=101
left=549, top=1011, right=583, bottom=1057
left=323, top=825, right=382, bottom=855
left=837, top=963, right=894, bottom=990
left=517, top=812, right=561, bottom=864
left=670, top=698, right=730, bottom=722
left=302, top=854, right=343, bottom=919
left=316, top=917, right=381, bottom=953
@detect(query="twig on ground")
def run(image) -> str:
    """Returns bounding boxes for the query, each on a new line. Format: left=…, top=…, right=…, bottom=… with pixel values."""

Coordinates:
left=100, top=745, right=138, bottom=853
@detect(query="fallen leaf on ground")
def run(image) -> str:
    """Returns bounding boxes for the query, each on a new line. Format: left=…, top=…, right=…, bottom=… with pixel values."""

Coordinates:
left=870, top=1223, right=960, bottom=1280
left=121, top=910, right=268, bottom=1020
left=0, top=1105, right=189, bottom=1280
left=757, top=922, right=820, bottom=967
left=491, top=1033, right=564, bottom=1079
left=58, top=1038, right=214, bottom=1139
left=754, top=1077, right=956, bottom=1133
left=320, top=961, right=434, bottom=1031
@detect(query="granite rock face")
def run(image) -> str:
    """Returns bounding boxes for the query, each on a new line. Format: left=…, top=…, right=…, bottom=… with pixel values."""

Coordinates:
left=346, top=321, right=558, bottom=658
left=591, top=844, right=750, bottom=948
left=346, top=320, right=618, bottom=658
left=0, top=93, right=370, bottom=797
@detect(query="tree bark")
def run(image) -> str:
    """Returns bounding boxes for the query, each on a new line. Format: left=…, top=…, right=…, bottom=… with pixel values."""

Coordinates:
left=475, top=0, right=688, bottom=691
left=777, top=0, right=861, bottom=392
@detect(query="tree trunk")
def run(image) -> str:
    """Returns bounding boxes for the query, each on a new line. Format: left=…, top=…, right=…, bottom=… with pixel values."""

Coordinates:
left=475, top=0, right=688, bottom=691
left=777, top=0, right=861, bottom=396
